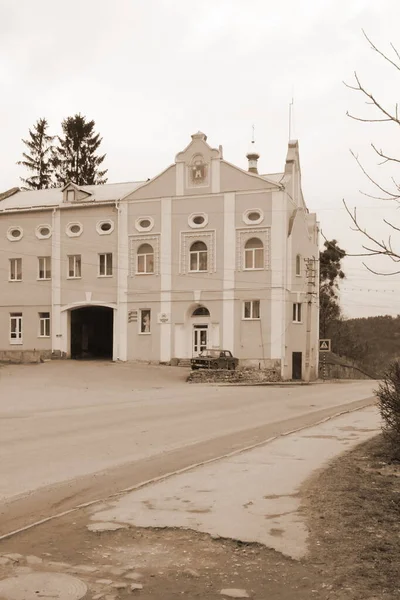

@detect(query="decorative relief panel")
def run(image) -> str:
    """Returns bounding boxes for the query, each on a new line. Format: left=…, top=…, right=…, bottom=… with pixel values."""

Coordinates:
left=180, top=230, right=216, bottom=274
left=236, top=227, right=270, bottom=271
left=187, top=153, right=209, bottom=188
left=129, top=234, right=160, bottom=276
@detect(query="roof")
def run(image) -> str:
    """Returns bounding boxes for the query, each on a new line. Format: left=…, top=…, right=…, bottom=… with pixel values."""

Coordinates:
left=0, top=181, right=145, bottom=212
left=260, top=172, right=285, bottom=183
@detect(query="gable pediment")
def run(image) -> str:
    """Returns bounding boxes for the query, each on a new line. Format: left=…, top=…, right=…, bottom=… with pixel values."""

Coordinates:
left=62, top=181, right=93, bottom=203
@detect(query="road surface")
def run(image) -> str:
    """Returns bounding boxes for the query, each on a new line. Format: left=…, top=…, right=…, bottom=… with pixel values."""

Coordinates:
left=0, top=361, right=376, bottom=536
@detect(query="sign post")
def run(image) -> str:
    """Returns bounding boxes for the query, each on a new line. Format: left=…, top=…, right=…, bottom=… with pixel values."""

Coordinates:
left=319, top=339, right=331, bottom=381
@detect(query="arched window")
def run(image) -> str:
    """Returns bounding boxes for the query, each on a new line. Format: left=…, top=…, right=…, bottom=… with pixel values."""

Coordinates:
left=189, top=241, right=208, bottom=272
left=137, top=243, right=154, bottom=274
left=192, top=306, right=210, bottom=316
left=244, top=238, right=264, bottom=270
left=295, top=254, right=301, bottom=276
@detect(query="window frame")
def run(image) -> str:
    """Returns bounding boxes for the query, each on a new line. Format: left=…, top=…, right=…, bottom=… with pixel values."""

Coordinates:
left=66, top=222, right=83, bottom=238
left=98, top=253, right=113, bottom=277
left=135, top=216, right=154, bottom=233
left=189, top=241, right=208, bottom=273
left=38, top=312, right=51, bottom=338
left=295, top=254, right=302, bottom=276
left=243, top=300, right=261, bottom=320
left=67, top=254, right=82, bottom=279
left=293, top=302, right=302, bottom=323
left=38, top=256, right=51, bottom=280
left=9, top=257, right=22, bottom=281
left=136, top=243, right=155, bottom=275
left=7, top=226, right=23, bottom=242
left=139, top=308, right=151, bottom=334
left=243, top=208, right=264, bottom=226
left=36, top=224, right=52, bottom=240
left=96, top=220, right=114, bottom=235
left=10, top=312, right=23, bottom=345
left=244, top=238, right=264, bottom=270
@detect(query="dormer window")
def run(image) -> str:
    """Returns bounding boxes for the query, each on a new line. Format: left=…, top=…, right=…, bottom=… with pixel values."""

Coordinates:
left=67, top=190, right=75, bottom=202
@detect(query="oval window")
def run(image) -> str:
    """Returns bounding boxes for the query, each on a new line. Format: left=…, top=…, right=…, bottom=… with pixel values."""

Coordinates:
left=7, top=227, right=23, bottom=241
left=247, top=211, right=261, bottom=221
left=100, top=222, right=112, bottom=232
left=193, top=215, right=205, bottom=225
left=243, top=209, right=264, bottom=225
left=70, top=225, right=81, bottom=234
left=188, top=213, right=208, bottom=229
left=135, top=217, right=154, bottom=232
left=66, top=222, right=83, bottom=237
left=40, top=227, right=50, bottom=236
left=139, top=219, right=151, bottom=228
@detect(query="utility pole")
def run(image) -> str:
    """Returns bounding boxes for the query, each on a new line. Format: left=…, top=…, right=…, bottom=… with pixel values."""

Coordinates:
left=304, top=257, right=317, bottom=383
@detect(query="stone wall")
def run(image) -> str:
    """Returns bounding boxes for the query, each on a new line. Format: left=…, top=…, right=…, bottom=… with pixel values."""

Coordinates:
left=187, top=367, right=281, bottom=384
left=0, top=349, right=53, bottom=364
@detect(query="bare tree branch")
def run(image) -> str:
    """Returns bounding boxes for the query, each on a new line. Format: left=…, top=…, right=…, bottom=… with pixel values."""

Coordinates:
left=344, top=72, right=400, bottom=125
left=363, top=262, right=400, bottom=276
left=371, top=143, right=400, bottom=165
left=362, top=30, right=400, bottom=72
left=350, top=150, right=400, bottom=199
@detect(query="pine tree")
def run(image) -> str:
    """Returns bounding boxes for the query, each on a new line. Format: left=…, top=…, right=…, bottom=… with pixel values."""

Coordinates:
left=17, top=118, right=54, bottom=189
left=53, top=114, right=108, bottom=186
left=319, top=239, right=346, bottom=338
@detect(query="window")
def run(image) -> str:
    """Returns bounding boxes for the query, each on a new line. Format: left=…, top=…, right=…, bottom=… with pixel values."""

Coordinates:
left=188, top=213, right=208, bottom=229
left=39, top=312, right=50, bottom=337
left=135, top=216, right=154, bottom=232
left=10, top=313, right=22, bottom=344
left=192, top=306, right=210, bottom=316
left=96, top=220, right=114, bottom=235
left=189, top=241, right=208, bottom=272
left=244, top=238, right=264, bottom=270
left=293, top=302, right=302, bottom=323
left=243, top=300, right=260, bottom=320
left=66, top=222, right=83, bottom=237
left=99, top=253, right=113, bottom=277
left=68, top=255, right=81, bottom=278
left=67, top=190, right=75, bottom=202
left=295, top=254, right=301, bottom=276
left=9, top=258, right=22, bottom=281
left=243, top=209, right=264, bottom=225
left=7, top=226, right=23, bottom=241
left=36, top=225, right=52, bottom=239
left=38, top=257, right=51, bottom=280
left=137, top=243, right=154, bottom=274
left=139, top=309, right=151, bottom=333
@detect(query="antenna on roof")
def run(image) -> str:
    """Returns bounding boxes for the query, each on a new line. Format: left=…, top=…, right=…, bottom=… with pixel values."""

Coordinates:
left=251, top=123, right=255, bottom=144
left=288, top=90, right=295, bottom=140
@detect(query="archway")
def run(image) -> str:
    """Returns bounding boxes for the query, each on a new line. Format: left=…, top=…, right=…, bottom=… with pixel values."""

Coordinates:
left=70, top=306, right=114, bottom=359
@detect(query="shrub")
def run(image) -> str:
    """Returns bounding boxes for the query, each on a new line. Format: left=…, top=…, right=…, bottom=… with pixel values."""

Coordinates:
left=375, top=360, right=400, bottom=460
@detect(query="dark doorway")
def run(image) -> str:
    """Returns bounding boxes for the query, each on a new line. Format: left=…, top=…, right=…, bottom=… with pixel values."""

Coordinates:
left=70, top=306, right=113, bottom=359
left=292, top=352, right=302, bottom=380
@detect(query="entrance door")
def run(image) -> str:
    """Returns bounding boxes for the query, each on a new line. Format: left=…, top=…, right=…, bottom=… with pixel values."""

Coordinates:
left=292, top=352, right=302, bottom=380
left=193, top=325, right=208, bottom=356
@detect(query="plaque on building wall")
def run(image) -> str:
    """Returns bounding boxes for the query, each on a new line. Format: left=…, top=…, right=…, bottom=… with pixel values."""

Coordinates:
left=157, top=312, right=171, bottom=324
left=128, top=310, right=138, bottom=323
left=189, top=154, right=208, bottom=185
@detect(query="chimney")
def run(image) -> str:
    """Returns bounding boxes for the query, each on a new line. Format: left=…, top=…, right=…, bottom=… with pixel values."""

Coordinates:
left=246, top=140, right=260, bottom=174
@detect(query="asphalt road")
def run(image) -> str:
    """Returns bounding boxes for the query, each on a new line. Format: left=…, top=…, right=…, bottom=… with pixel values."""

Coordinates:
left=0, top=361, right=376, bottom=536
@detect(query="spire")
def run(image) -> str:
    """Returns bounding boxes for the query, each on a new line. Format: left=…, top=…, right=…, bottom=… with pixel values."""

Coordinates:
left=246, top=125, right=260, bottom=174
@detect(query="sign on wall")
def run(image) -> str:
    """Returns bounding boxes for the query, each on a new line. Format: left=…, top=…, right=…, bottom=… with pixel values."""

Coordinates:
left=157, top=312, right=171, bottom=324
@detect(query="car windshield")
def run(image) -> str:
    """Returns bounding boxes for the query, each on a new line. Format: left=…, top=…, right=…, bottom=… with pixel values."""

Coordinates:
left=199, top=350, right=220, bottom=357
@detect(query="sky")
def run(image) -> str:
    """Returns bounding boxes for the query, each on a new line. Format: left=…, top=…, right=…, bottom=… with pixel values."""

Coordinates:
left=1, top=0, right=400, bottom=319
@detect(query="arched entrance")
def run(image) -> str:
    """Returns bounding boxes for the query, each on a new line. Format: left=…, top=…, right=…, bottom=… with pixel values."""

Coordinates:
left=70, top=306, right=114, bottom=359
left=190, top=305, right=211, bottom=356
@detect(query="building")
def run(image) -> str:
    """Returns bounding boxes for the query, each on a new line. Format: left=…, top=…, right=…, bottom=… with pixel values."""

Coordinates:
left=0, top=132, right=319, bottom=380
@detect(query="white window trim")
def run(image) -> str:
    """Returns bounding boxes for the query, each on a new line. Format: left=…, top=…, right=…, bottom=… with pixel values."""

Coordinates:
left=189, top=247, right=208, bottom=273
left=188, top=212, right=208, bottom=229
left=139, top=308, right=152, bottom=334
left=7, top=226, right=23, bottom=242
left=130, top=234, right=160, bottom=276
left=38, top=313, right=51, bottom=338
left=236, top=228, right=270, bottom=271
left=66, top=222, right=83, bottom=238
left=10, top=313, right=23, bottom=345
left=38, top=256, right=51, bottom=281
left=293, top=302, right=302, bottom=323
left=243, top=208, right=264, bottom=226
left=243, top=300, right=261, bottom=320
left=135, top=216, right=154, bottom=233
left=98, top=253, right=113, bottom=277
left=243, top=246, right=264, bottom=271
left=136, top=249, right=154, bottom=275
left=67, top=255, right=82, bottom=279
left=180, top=230, right=216, bottom=275
left=96, top=220, right=114, bottom=235
left=9, top=258, right=22, bottom=282
left=35, top=224, right=52, bottom=240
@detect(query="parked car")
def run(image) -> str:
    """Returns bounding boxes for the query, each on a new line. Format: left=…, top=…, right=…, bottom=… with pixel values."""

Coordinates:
left=191, top=349, right=239, bottom=370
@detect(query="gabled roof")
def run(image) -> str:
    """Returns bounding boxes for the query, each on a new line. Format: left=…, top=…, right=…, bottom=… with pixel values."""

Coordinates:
left=0, top=181, right=145, bottom=211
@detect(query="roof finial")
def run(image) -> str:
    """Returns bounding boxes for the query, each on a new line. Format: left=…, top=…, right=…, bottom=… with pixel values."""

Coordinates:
left=252, top=123, right=255, bottom=144
left=289, top=90, right=295, bottom=140
left=246, top=124, right=260, bottom=174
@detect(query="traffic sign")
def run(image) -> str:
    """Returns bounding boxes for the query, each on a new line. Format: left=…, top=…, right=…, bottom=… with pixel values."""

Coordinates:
left=319, top=339, right=331, bottom=352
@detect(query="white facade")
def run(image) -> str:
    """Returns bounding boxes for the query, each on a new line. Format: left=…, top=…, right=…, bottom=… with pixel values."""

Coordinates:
left=0, top=132, right=319, bottom=380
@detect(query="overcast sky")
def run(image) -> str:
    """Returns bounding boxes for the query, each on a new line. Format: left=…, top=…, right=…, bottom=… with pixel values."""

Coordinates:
left=1, top=0, right=400, bottom=319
